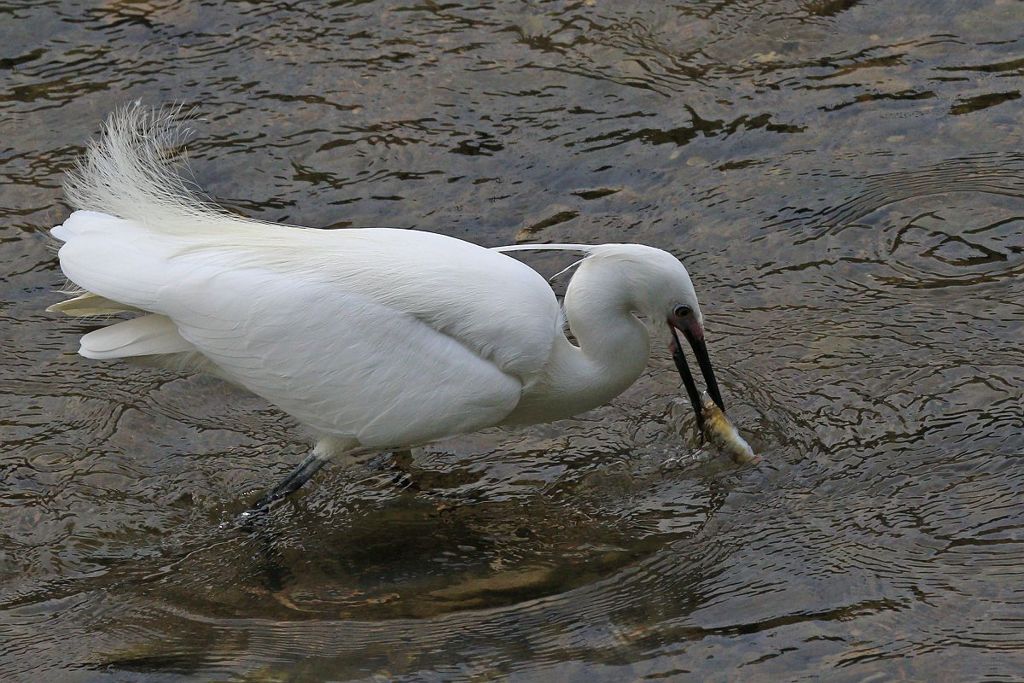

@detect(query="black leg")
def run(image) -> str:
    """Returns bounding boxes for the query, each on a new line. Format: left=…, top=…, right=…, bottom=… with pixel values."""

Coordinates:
left=244, top=442, right=376, bottom=514
left=249, top=451, right=329, bottom=511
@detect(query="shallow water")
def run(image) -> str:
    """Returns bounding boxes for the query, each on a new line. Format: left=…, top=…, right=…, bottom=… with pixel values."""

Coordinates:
left=3, top=0, right=1024, bottom=680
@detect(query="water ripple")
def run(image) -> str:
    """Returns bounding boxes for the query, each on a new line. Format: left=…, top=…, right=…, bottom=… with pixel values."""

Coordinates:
left=4, top=0, right=1024, bottom=680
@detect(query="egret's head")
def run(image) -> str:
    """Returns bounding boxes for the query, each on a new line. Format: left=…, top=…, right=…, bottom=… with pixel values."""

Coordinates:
left=587, top=244, right=724, bottom=430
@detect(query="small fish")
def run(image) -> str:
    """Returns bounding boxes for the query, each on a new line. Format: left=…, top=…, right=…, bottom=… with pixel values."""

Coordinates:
left=701, top=393, right=760, bottom=464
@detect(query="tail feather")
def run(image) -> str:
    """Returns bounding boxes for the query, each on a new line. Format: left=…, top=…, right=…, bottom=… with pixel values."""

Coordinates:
left=46, top=291, right=141, bottom=317
left=79, top=314, right=194, bottom=360
left=51, top=103, right=242, bottom=368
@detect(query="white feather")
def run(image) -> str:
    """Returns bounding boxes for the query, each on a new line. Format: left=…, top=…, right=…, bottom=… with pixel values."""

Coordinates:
left=79, top=314, right=193, bottom=359
left=46, top=291, right=141, bottom=316
left=491, top=243, right=595, bottom=254
left=50, top=105, right=708, bottom=452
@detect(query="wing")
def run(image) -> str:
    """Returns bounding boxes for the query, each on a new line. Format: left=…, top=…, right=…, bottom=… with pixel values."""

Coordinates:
left=54, top=212, right=562, bottom=379
left=167, top=265, right=524, bottom=447
left=53, top=212, right=563, bottom=445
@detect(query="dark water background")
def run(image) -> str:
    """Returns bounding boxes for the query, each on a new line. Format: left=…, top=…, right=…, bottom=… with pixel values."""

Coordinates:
left=3, top=1, right=1024, bottom=680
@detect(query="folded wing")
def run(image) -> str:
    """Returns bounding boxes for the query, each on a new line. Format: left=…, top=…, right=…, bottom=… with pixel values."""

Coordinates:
left=51, top=212, right=561, bottom=446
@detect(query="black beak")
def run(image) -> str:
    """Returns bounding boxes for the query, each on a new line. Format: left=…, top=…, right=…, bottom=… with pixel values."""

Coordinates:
left=670, top=326, right=724, bottom=434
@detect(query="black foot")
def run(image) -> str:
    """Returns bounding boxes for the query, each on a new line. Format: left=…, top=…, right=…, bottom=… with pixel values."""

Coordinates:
left=383, top=449, right=421, bottom=492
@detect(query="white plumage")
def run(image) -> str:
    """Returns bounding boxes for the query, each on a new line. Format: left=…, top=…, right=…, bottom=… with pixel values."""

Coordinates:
left=49, top=105, right=721, bottom=505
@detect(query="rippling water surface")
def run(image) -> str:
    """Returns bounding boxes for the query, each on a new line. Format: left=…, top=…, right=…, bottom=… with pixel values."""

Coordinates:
left=3, top=1, right=1024, bottom=680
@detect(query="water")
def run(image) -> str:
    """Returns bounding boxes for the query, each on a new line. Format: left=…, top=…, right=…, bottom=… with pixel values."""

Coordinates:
left=3, top=0, right=1023, bottom=680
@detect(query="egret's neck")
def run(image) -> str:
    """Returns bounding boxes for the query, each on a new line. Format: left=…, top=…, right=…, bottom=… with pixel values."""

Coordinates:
left=505, top=260, right=651, bottom=424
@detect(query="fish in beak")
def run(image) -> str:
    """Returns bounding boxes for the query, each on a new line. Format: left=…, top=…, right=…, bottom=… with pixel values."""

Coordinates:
left=669, top=320, right=723, bottom=434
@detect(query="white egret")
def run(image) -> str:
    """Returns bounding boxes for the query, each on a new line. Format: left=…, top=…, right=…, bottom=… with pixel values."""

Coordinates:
left=48, top=106, right=725, bottom=509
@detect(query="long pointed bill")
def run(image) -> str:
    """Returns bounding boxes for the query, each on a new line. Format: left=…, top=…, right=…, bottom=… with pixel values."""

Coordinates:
left=670, top=330, right=705, bottom=434
left=669, top=326, right=725, bottom=432
left=683, top=328, right=724, bottom=412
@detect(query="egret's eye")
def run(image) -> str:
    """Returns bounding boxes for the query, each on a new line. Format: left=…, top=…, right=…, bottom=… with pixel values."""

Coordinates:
left=674, top=305, right=692, bottom=318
